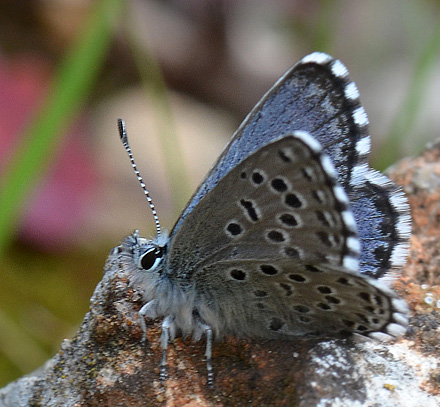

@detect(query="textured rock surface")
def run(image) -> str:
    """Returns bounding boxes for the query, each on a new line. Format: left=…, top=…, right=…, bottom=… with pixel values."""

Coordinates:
left=1, top=141, right=440, bottom=406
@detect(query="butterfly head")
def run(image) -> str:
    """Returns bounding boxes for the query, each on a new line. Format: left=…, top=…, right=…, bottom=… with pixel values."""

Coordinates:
left=110, top=231, right=172, bottom=305
left=134, top=231, right=168, bottom=273
left=120, top=230, right=169, bottom=275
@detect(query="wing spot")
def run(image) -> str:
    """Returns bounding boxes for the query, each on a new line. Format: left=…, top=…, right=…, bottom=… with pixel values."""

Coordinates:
left=317, top=302, right=332, bottom=311
left=279, top=282, right=294, bottom=296
left=260, top=264, right=279, bottom=276
left=374, top=295, right=384, bottom=307
left=337, top=277, right=352, bottom=286
left=284, top=246, right=300, bottom=259
left=293, top=305, right=310, bottom=313
left=356, top=313, right=369, bottom=324
left=230, top=269, right=247, bottom=281
left=305, top=265, right=322, bottom=273
left=301, top=167, right=315, bottom=181
left=278, top=148, right=292, bottom=162
left=317, top=286, right=332, bottom=294
left=316, top=231, right=334, bottom=247
left=285, top=193, right=303, bottom=208
left=267, top=230, right=286, bottom=243
left=226, top=222, right=243, bottom=237
left=254, top=290, right=268, bottom=297
left=325, top=295, right=341, bottom=304
left=358, top=292, right=371, bottom=303
left=316, top=211, right=331, bottom=227
left=269, top=317, right=285, bottom=331
left=289, top=273, right=307, bottom=283
left=334, top=198, right=348, bottom=212
left=278, top=213, right=298, bottom=227
left=312, top=190, right=326, bottom=204
left=251, top=170, right=265, bottom=185
left=240, top=199, right=259, bottom=222
left=271, top=178, right=288, bottom=192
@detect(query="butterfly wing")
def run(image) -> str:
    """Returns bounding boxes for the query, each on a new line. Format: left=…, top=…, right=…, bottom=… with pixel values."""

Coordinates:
left=171, top=52, right=410, bottom=278
left=165, top=133, right=408, bottom=339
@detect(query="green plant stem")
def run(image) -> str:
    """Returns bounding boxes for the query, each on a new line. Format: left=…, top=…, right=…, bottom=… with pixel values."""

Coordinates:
left=375, top=21, right=440, bottom=169
left=0, top=0, right=123, bottom=256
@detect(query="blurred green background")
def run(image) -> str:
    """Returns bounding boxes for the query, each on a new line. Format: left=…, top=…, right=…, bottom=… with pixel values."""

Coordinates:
left=0, top=0, right=439, bottom=387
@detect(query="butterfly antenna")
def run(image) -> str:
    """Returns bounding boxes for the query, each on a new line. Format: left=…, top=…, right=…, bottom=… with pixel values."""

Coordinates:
left=118, top=119, right=161, bottom=237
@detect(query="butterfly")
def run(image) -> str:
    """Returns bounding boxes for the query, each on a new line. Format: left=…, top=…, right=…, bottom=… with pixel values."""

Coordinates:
left=113, top=52, right=411, bottom=384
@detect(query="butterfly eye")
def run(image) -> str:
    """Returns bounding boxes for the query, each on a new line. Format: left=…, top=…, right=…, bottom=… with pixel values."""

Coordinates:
left=139, top=247, right=163, bottom=270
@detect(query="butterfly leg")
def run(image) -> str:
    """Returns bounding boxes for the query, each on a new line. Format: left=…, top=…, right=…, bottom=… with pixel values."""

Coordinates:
left=160, top=315, right=176, bottom=382
left=197, top=321, right=214, bottom=386
left=139, top=299, right=159, bottom=344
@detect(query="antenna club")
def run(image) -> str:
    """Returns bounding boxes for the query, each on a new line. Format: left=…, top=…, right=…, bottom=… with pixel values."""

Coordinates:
left=117, top=118, right=127, bottom=142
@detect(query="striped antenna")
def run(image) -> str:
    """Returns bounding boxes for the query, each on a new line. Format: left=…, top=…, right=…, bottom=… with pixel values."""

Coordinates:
left=118, top=119, right=161, bottom=237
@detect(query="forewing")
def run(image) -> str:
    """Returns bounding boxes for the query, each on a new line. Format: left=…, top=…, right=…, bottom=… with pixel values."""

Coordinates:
left=167, top=133, right=358, bottom=282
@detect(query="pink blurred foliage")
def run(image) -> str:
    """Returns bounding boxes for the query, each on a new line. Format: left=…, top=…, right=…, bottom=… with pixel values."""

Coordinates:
left=0, top=53, right=98, bottom=252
